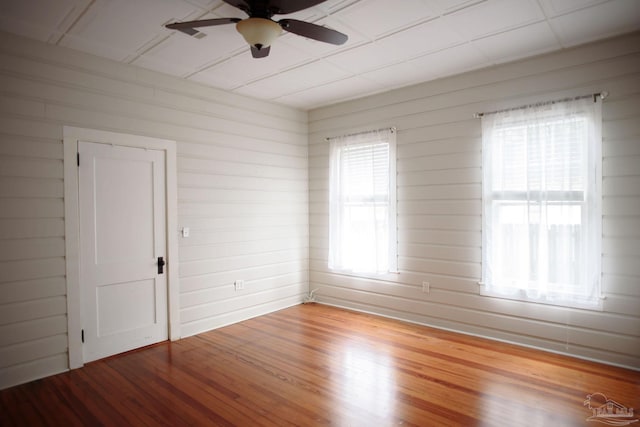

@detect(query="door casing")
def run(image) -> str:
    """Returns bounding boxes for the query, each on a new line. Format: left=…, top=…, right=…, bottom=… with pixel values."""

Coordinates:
left=63, top=127, right=180, bottom=369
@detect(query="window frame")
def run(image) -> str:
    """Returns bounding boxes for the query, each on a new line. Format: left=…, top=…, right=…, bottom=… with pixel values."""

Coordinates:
left=480, top=97, right=603, bottom=310
left=327, top=128, right=398, bottom=276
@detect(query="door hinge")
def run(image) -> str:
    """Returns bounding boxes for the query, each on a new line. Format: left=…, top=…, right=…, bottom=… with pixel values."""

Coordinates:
left=77, top=152, right=80, bottom=166
left=81, top=329, right=84, bottom=343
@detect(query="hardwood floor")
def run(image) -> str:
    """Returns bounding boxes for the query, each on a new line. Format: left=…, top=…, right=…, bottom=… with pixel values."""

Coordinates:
left=1, top=304, right=639, bottom=426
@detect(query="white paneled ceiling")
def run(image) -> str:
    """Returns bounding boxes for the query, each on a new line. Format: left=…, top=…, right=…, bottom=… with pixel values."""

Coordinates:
left=0, top=0, right=638, bottom=110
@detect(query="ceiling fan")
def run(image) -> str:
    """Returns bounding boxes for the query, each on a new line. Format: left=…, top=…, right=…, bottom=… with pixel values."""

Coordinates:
left=165, top=0, right=348, bottom=59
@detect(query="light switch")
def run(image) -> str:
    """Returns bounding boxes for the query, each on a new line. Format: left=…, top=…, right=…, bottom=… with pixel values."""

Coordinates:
left=182, top=227, right=190, bottom=237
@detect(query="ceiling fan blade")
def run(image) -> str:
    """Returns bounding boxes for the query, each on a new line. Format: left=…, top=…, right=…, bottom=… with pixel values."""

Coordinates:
left=251, top=45, right=271, bottom=58
left=268, top=0, right=327, bottom=15
left=166, top=18, right=241, bottom=33
left=278, top=19, right=347, bottom=45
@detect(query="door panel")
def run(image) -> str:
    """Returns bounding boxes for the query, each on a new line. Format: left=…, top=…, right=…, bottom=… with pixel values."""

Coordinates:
left=96, top=279, right=157, bottom=336
left=94, top=155, right=155, bottom=265
left=79, top=141, right=167, bottom=363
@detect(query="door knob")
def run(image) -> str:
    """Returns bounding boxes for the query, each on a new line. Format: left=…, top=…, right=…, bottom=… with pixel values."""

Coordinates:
left=157, top=256, right=166, bottom=274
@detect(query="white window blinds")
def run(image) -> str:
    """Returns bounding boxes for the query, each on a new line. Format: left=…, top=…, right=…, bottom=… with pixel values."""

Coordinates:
left=481, top=96, right=602, bottom=309
left=328, top=128, right=397, bottom=274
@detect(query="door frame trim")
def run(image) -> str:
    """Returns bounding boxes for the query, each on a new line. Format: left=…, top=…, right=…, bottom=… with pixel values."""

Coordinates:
left=63, top=126, right=180, bottom=369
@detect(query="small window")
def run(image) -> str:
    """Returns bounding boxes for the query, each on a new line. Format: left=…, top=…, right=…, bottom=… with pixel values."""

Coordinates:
left=481, top=96, right=602, bottom=309
left=328, top=128, right=397, bottom=274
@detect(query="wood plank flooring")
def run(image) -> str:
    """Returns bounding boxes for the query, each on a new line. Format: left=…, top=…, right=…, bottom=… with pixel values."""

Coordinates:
left=1, top=304, right=639, bottom=426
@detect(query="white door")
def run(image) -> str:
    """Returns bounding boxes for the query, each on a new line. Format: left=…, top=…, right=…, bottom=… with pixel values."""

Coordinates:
left=78, top=141, right=168, bottom=363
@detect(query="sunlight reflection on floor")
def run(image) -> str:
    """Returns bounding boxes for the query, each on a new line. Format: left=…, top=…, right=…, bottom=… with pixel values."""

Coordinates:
left=335, top=342, right=397, bottom=420
left=477, top=383, right=587, bottom=427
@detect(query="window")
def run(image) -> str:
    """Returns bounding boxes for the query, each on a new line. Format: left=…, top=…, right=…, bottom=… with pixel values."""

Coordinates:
left=481, top=96, right=602, bottom=309
left=328, top=128, right=397, bottom=274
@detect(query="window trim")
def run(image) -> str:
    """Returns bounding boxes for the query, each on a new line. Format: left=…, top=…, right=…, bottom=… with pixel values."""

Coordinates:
left=479, top=97, right=603, bottom=310
left=327, top=128, right=398, bottom=275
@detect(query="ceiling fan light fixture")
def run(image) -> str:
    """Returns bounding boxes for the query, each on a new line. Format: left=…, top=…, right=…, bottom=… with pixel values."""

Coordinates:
left=165, top=1, right=349, bottom=59
left=236, top=17, right=282, bottom=49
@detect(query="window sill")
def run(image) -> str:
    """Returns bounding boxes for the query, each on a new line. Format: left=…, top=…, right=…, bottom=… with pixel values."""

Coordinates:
left=328, top=268, right=400, bottom=283
left=478, top=283, right=604, bottom=311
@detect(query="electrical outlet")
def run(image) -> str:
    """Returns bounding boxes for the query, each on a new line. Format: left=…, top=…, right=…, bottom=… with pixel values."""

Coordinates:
left=234, top=280, right=244, bottom=291
left=422, top=281, right=430, bottom=293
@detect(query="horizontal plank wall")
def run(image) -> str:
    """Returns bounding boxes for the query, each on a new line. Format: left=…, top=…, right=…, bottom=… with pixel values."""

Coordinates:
left=308, top=31, right=640, bottom=369
left=0, top=31, right=308, bottom=389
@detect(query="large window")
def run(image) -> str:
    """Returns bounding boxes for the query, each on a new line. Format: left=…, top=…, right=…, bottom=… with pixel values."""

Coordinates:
left=328, top=128, right=397, bottom=274
left=481, top=96, right=602, bottom=309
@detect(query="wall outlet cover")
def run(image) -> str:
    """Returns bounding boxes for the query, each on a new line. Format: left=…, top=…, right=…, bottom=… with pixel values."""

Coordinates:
left=422, top=281, right=430, bottom=293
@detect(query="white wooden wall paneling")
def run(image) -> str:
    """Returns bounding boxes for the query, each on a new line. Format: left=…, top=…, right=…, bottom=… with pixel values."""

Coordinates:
left=0, top=296, right=66, bottom=325
left=0, top=86, right=305, bottom=150
left=179, top=157, right=307, bottom=180
left=0, top=198, right=63, bottom=218
left=309, top=33, right=640, bottom=123
left=310, top=270, right=639, bottom=335
left=180, top=249, right=304, bottom=277
left=309, top=55, right=640, bottom=137
left=0, top=238, right=64, bottom=261
left=0, top=335, right=67, bottom=369
left=603, top=238, right=640, bottom=258
left=315, top=284, right=639, bottom=355
left=398, top=215, right=480, bottom=231
left=0, top=117, right=61, bottom=139
left=1, top=259, right=65, bottom=283
left=0, top=30, right=308, bottom=389
left=180, top=139, right=307, bottom=160
left=0, top=58, right=305, bottom=142
left=308, top=32, right=640, bottom=369
left=0, top=354, right=68, bottom=391
left=0, top=134, right=62, bottom=159
left=180, top=241, right=308, bottom=263
left=0, top=277, right=66, bottom=305
left=181, top=282, right=307, bottom=324
left=181, top=271, right=306, bottom=307
left=0, top=34, right=306, bottom=124
left=178, top=201, right=307, bottom=217
left=178, top=215, right=308, bottom=231
left=0, top=177, right=62, bottom=198
left=181, top=260, right=308, bottom=293
left=177, top=227, right=305, bottom=246
left=0, top=219, right=64, bottom=239
left=176, top=223, right=307, bottom=241
left=0, top=158, right=62, bottom=178
left=179, top=295, right=305, bottom=338
left=0, top=315, right=67, bottom=348
left=603, top=295, right=640, bottom=317
left=179, top=173, right=308, bottom=192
